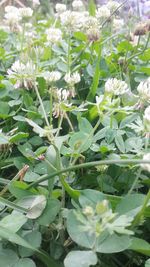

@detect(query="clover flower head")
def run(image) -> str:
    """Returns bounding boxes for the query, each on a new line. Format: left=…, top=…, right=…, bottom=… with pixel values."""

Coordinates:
left=96, top=6, right=110, bottom=19
left=46, top=27, right=62, bottom=44
left=19, top=7, right=33, bottom=19
left=141, top=153, right=150, bottom=172
left=137, top=78, right=150, bottom=102
left=55, top=3, right=67, bottom=14
left=64, top=71, right=81, bottom=86
left=7, top=60, right=37, bottom=89
left=83, top=206, right=94, bottom=217
left=72, top=0, right=84, bottom=11
left=105, top=78, right=129, bottom=95
left=4, top=5, right=21, bottom=29
left=83, top=16, right=100, bottom=41
left=60, top=10, right=82, bottom=32
left=32, top=0, right=40, bottom=7
left=113, top=18, right=124, bottom=31
left=107, top=0, right=120, bottom=12
left=43, top=71, right=61, bottom=83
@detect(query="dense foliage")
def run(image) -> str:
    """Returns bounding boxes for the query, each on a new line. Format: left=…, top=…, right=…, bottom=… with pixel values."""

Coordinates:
left=0, top=0, right=150, bottom=266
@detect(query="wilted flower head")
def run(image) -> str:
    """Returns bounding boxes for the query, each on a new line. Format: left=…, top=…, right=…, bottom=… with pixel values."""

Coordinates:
left=43, top=71, right=61, bottom=83
left=134, top=22, right=149, bottom=36
left=107, top=0, right=120, bottom=12
left=55, top=3, right=66, bottom=14
left=105, top=78, right=129, bottom=96
left=141, top=153, right=150, bottom=172
left=19, top=7, right=33, bottom=19
left=143, top=105, right=150, bottom=132
left=46, top=27, right=62, bottom=44
left=72, top=0, right=84, bottom=11
left=96, top=6, right=110, bottom=20
left=64, top=71, right=81, bottom=86
left=137, top=78, right=150, bottom=102
left=7, top=60, right=37, bottom=89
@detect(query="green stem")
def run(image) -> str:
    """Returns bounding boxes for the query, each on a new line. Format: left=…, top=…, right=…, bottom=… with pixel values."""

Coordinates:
left=49, top=88, right=53, bottom=125
left=34, top=83, right=50, bottom=127
left=27, top=159, right=150, bottom=189
left=0, top=197, right=28, bottom=213
left=101, top=0, right=128, bottom=28
left=128, top=168, right=141, bottom=195
left=127, top=32, right=150, bottom=62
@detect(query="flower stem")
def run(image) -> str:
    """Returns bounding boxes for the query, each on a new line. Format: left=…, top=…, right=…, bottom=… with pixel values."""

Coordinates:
left=34, top=83, right=50, bottom=127
left=27, top=159, right=150, bottom=189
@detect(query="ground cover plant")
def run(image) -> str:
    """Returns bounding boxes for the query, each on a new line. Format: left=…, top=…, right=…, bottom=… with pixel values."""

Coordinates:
left=0, top=0, right=150, bottom=266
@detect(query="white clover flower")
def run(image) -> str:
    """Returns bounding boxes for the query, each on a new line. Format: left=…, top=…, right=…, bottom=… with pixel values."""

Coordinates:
left=137, top=78, right=150, bottom=102
left=46, top=27, right=62, bottom=44
left=113, top=18, right=124, bottom=31
left=7, top=60, right=37, bottom=89
left=83, top=16, right=100, bottom=41
left=96, top=6, right=110, bottom=19
left=141, top=153, right=150, bottom=172
left=60, top=10, right=83, bottom=32
left=83, top=206, right=94, bottom=217
left=105, top=78, right=129, bottom=96
left=107, top=0, right=120, bottom=12
left=54, top=88, right=70, bottom=102
left=64, top=72, right=81, bottom=86
left=55, top=3, right=66, bottom=14
left=32, top=0, right=40, bottom=6
left=143, top=105, right=150, bottom=132
left=19, top=7, right=33, bottom=19
left=72, top=0, right=84, bottom=11
left=43, top=71, right=61, bottom=83
left=4, top=5, right=21, bottom=28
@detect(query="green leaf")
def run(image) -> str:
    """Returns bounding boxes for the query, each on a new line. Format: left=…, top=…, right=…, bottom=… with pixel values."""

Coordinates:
left=26, top=195, right=47, bottom=219
left=37, top=198, right=61, bottom=226
left=9, top=132, right=29, bottom=143
left=117, top=41, right=133, bottom=53
left=69, top=132, right=93, bottom=153
left=9, top=181, right=38, bottom=199
left=0, top=248, right=19, bottom=267
left=79, top=189, right=104, bottom=208
left=120, top=114, right=138, bottom=129
left=0, top=101, right=10, bottom=115
left=64, top=251, right=97, bottom=267
left=129, top=237, right=150, bottom=256
left=19, top=230, right=42, bottom=258
left=88, top=0, right=96, bottom=16
left=17, top=195, right=46, bottom=218
left=96, top=234, right=131, bottom=253
left=0, top=212, right=27, bottom=232
left=78, top=117, right=93, bottom=134
left=87, top=43, right=101, bottom=101
left=116, top=194, right=145, bottom=217
left=0, top=226, right=36, bottom=250
left=13, top=258, right=36, bottom=267
left=115, top=133, right=125, bottom=153
left=67, top=210, right=95, bottom=249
